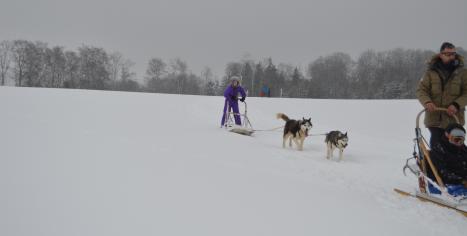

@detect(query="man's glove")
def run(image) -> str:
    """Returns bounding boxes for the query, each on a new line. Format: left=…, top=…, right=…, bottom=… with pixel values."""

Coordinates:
left=240, top=97, right=245, bottom=102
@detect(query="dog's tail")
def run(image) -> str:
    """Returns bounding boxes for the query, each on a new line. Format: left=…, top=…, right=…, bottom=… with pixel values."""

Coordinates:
left=276, top=113, right=290, bottom=122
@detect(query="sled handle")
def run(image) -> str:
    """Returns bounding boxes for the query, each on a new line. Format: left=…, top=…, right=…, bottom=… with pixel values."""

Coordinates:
left=243, top=101, right=247, bottom=115
left=416, top=108, right=459, bottom=129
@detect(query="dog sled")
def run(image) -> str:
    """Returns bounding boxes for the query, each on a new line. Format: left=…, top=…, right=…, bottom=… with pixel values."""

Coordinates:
left=223, top=101, right=254, bottom=136
left=395, top=108, right=467, bottom=217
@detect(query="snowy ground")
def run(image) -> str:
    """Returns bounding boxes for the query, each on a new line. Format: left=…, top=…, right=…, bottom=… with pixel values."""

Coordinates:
left=1, top=87, right=466, bottom=236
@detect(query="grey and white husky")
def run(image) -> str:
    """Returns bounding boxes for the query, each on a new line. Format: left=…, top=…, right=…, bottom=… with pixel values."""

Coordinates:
left=325, top=131, right=349, bottom=161
left=277, top=113, right=313, bottom=151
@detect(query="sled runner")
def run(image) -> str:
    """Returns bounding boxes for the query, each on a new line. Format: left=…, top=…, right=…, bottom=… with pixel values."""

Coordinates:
left=396, top=108, right=467, bottom=216
left=394, top=188, right=467, bottom=216
left=223, top=101, right=254, bottom=136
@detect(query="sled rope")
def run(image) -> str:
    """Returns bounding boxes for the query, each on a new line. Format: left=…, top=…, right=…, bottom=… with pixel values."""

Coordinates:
left=252, top=127, right=328, bottom=137
left=253, top=126, right=284, bottom=132
left=308, top=133, right=328, bottom=136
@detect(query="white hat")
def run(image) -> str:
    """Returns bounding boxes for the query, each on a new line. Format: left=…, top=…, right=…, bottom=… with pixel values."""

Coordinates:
left=230, top=76, right=240, bottom=82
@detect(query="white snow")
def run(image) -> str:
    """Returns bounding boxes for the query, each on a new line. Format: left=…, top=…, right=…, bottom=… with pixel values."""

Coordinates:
left=1, top=86, right=466, bottom=236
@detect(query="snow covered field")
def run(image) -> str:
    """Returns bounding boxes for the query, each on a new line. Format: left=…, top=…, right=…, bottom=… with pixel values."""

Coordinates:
left=1, top=86, right=466, bottom=236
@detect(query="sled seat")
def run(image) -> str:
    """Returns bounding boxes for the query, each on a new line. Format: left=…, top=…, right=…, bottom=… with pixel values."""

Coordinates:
left=428, top=183, right=467, bottom=197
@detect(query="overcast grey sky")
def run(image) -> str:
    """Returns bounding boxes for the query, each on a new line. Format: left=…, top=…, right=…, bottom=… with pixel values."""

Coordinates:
left=1, top=0, right=466, bottom=80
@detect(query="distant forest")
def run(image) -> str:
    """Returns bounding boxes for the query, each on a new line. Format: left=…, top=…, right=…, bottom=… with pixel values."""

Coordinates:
left=1, top=39, right=465, bottom=99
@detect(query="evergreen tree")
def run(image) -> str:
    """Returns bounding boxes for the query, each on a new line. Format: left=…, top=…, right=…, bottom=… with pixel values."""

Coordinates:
left=241, top=62, right=254, bottom=96
left=254, top=63, right=264, bottom=96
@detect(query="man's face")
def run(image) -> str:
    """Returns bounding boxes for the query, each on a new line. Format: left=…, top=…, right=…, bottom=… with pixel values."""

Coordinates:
left=440, top=47, right=457, bottom=64
left=232, top=80, right=239, bottom=87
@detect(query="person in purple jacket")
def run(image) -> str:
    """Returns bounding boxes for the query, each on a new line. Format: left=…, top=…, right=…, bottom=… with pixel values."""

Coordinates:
left=221, top=76, right=247, bottom=127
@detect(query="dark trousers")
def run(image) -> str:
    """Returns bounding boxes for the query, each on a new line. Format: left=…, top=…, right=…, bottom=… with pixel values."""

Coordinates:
left=428, top=127, right=445, bottom=148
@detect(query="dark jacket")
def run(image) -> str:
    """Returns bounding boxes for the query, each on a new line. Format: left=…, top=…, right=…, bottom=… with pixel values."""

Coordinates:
left=429, top=136, right=467, bottom=185
left=416, top=55, right=467, bottom=128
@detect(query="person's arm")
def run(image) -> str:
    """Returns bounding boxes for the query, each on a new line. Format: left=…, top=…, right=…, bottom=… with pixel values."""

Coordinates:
left=224, top=86, right=231, bottom=98
left=416, top=72, right=435, bottom=110
left=453, top=71, right=467, bottom=109
left=239, top=87, right=246, bottom=101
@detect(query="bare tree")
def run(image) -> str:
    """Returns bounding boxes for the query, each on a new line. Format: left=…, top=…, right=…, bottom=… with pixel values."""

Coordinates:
left=145, top=58, right=166, bottom=81
left=201, top=66, right=213, bottom=82
left=224, top=62, right=242, bottom=78
left=0, top=40, right=12, bottom=86
left=11, top=40, right=29, bottom=86
left=43, top=46, right=66, bottom=87
left=307, top=52, right=353, bottom=98
left=115, top=59, right=139, bottom=92
left=107, top=52, right=137, bottom=91
left=145, top=58, right=166, bottom=92
left=170, top=58, right=188, bottom=94
left=108, top=52, right=124, bottom=88
left=63, top=51, right=80, bottom=88
left=169, top=58, right=187, bottom=75
left=78, top=46, right=110, bottom=90
left=353, top=50, right=380, bottom=98
left=10, top=40, right=46, bottom=87
left=120, top=59, right=136, bottom=81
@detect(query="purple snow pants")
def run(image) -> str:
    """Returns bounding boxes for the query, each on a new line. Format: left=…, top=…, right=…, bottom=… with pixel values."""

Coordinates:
left=221, top=99, right=241, bottom=126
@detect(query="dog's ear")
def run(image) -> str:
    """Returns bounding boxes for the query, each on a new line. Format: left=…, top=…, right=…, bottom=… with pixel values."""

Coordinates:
left=344, top=132, right=347, bottom=137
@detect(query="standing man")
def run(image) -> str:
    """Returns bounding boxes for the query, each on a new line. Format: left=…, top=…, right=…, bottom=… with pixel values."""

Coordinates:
left=221, top=76, right=246, bottom=127
left=417, top=42, right=467, bottom=147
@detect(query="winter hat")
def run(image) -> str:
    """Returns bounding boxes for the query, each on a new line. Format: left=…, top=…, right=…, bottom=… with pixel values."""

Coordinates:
left=230, top=76, right=240, bottom=86
left=445, top=123, right=466, bottom=137
left=440, top=42, right=455, bottom=52
left=230, top=76, right=240, bottom=82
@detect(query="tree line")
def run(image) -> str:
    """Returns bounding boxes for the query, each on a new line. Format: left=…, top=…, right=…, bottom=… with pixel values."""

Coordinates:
left=0, top=40, right=139, bottom=91
left=1, top=39, right=465, bottom=99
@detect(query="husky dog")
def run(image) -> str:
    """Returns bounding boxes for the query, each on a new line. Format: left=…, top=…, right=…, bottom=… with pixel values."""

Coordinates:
left=276, top=113, right=312, bottom=151
left=325, top=131, right=349, bottom=161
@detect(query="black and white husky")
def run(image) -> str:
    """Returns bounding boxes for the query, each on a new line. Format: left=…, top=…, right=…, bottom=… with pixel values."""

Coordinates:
left=325, top=131, right=349, bottom=161
left=276, top=113, right=312, bottom=151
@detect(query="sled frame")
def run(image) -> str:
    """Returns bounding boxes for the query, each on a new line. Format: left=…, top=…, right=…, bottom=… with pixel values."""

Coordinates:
left=415, top=108, right=459, bottom=192
left=223, top=101, right=254, bottom=135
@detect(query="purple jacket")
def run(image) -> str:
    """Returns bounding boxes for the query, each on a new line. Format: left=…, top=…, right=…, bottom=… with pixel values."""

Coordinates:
left=224, top=85, right=246, bottom=103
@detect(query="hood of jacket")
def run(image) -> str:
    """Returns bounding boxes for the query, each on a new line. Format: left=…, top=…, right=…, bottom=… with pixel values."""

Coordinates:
left=428, top=54, right=465, bottom=70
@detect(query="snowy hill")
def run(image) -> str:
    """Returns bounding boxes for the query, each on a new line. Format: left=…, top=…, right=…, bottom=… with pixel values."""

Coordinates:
left=1, top=87, right=466, bottom=236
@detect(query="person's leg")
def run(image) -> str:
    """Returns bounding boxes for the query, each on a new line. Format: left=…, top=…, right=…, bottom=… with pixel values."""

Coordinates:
left=428, top=127, right=445, bottom=148
left=231, top=102, right=241, bottom=125
left=221, top=100, right=229, bottom=126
